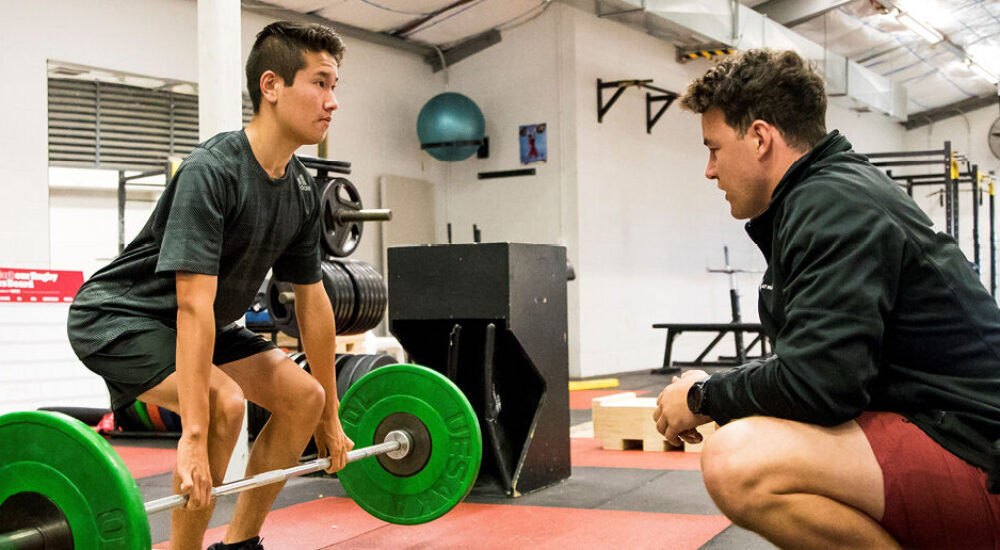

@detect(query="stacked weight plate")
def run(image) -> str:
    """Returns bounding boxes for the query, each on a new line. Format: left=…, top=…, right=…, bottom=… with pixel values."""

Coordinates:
left=266, top=259, right=386, bottom=338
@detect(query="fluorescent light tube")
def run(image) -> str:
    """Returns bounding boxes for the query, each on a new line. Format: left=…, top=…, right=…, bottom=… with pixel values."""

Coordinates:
left=966, top=58, right=998, bottom=84
left=896, top=12, right=943, bottom=44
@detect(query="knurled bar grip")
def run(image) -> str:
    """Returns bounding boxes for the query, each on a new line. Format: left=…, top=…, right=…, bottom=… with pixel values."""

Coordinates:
left=145, top=432, right=407, bottom=515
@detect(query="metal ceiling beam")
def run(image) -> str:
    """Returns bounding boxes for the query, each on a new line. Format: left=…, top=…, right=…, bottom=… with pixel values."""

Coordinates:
left=241, top=0, right=434, bottom=58
left=426, top=30, right=502, bottom=73
left=904, top=93, right=999, bottom=130
left=753, top=0, right=854, bottom=27
left=391, top=0, right=476, bottom=37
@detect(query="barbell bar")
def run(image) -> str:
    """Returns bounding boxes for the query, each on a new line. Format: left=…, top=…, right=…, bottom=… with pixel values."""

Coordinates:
left=336, top=208, right=391, bottom=223
left=144, top=429, right=412, bottom=515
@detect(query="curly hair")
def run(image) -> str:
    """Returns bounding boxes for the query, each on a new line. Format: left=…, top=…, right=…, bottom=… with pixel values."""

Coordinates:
left=680, top=49, right=827, bottom=151
left=246, top=21, right=346, bottom=114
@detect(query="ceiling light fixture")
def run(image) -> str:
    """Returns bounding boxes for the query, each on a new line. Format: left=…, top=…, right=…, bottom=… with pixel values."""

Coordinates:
left=966, top=57, right=999, bottom=84
left=891, top=8, right=944, bottom=44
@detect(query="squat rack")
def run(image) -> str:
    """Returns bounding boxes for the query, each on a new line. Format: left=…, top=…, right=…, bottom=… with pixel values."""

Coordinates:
left=865, top=141, right=997, bottom=297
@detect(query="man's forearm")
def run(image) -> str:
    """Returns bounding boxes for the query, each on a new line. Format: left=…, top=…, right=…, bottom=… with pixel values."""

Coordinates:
left=176, top=306, right=216, bottom=438
left=298, top=300, right=338, bottom=416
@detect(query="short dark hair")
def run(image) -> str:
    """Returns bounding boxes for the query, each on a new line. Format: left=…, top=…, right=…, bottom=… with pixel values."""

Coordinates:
left=246, top=21, right=346, bottom=113
left=680, top=49, right=827, bottom=151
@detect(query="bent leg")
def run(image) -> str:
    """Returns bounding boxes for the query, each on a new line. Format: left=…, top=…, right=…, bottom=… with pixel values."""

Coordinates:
left=700, top=416, right=900, bottom=550
left=138, top=368, right=247, bottom=550
left=217, top=348, right=326, bottom=543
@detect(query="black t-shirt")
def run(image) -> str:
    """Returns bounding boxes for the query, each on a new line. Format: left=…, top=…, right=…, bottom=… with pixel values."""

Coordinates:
left=68, top=130, right=322, bottom=357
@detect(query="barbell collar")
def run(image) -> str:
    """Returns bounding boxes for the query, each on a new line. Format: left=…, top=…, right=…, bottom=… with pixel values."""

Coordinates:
left=144, top=430, right=411, bottom=516
left=337, top=209, right=392, bottom=223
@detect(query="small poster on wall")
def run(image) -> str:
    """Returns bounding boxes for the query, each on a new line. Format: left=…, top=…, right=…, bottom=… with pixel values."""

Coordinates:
left=519, top=123, right=547, bottom=164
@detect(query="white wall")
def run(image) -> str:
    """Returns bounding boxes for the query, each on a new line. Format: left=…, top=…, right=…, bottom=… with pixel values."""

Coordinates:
left=568, top=8, right=909, bottom=377
left=436, top=9, right=565, bottom=246
left=570, top=6, right=752, bottom=377
left=0, top=0, right=445, bottom=412
left=429, top=4, right=910, bottom=377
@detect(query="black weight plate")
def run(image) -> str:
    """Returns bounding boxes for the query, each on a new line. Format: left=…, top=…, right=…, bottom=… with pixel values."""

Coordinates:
left=351, top=262, right=385, bottom=334
left=247, top=401, right=269, bottom=439
left=322, top=260, right=354, bottom=329
left=321, top=178, right=364, bottom=258
left=336, top=355, right=365, bottom=400
left=343, top=261, right=366, bottom=335
left=339, top=261, right=366, bottom=335
left=160, top=407, right=182, bottom=432
left=354, top=262, right=375, bottom=333
left=365, top=263, right=388, bottom=332
left=347, top=353, right=397, bottom=391
left=330, top=261, right=356, bottom=330
left=265, top=278, right=299, bottom=338
left=356, top=261, right=379, bottom=333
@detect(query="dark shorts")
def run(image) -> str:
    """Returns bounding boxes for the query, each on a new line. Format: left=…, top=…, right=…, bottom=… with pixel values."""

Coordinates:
left=857, top=411, right=1000, bottom=549
left=79, top=322, right=275, bottom=411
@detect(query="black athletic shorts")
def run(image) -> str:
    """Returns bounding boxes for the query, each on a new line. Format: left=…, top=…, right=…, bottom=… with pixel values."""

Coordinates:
left=78, top=321, right=275, bottom=411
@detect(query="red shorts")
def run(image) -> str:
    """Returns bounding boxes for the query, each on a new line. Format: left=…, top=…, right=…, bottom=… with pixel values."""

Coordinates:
left=857, top=411, right=1000, bottom=549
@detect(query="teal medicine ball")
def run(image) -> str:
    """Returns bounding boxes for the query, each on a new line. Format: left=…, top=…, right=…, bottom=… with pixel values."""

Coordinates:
left=417, top=92, right=485, bottom=161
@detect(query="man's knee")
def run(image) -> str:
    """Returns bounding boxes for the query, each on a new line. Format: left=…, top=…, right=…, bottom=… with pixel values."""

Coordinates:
left=210, top=385, right=247, bottom=432
left=270, top=374, right=325, bottom=423
left=701, top=417, right=782, bottom=525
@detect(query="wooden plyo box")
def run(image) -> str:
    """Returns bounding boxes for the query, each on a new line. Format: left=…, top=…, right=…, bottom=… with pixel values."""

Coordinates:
left=592, top=392, right=717, bottom=453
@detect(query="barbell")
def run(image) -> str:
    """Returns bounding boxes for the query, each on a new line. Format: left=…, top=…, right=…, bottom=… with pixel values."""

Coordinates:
left=0, top=364, right=482, bottom=549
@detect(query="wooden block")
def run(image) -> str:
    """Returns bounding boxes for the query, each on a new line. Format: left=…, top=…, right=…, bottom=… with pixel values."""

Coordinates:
left=335, top=333, right=364, bottom=355
left=273, top=332, right=298, bottom=349
left=592, top=392, right=718, bottom=453
left=592, top=393, right=669, bottom=451
left=266, top=331, right=366, bottom=356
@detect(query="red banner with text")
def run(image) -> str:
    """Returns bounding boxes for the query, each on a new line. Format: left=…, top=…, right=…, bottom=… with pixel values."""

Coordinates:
left=0, top=268, right=84, bottom=303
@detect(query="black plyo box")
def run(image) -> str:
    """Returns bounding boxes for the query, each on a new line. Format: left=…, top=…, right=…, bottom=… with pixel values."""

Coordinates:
left=388, top=243, right=571, bottom=496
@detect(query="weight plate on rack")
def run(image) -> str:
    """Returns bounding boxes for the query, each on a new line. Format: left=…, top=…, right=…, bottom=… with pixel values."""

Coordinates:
left=321, top=178, right=364, bottom=258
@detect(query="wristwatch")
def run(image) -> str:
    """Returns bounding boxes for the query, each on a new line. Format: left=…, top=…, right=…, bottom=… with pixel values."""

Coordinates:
left=687, top=377, right=710, bottom=416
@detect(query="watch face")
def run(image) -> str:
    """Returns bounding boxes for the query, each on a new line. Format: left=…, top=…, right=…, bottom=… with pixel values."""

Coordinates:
left=687, top=381, right=703, bottom=413
left=989, top=117, right=1000, bottom=160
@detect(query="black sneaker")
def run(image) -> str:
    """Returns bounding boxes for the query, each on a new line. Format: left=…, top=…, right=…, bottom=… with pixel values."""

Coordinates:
left=207, top=536, right=264, bottom=550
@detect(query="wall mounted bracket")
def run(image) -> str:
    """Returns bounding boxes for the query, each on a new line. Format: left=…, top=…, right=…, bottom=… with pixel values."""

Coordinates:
left=597, top=79, right=679, bottom=133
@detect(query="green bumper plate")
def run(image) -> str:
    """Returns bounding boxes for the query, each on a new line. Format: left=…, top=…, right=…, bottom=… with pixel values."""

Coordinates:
left=0, top=411, right=150, bottom=549
left=338, top=364, right=482, bottom=525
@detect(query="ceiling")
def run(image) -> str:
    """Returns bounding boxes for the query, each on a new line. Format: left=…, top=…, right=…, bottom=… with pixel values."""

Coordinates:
left=248, top=0, right=554, bottom=48
left=781, top=0, right=1000, bottom=122
left=50, top=1, right=998, bottom=126
left=245, top=0, right=1000, bottom=126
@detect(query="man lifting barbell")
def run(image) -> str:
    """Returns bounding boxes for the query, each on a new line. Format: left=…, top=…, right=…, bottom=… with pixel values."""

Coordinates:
left=66, top=21, right=352, bottom=550
left=653, top=49, right=1000, bottom=549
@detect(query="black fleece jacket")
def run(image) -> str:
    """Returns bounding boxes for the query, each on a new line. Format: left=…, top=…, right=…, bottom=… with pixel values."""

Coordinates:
left=703, top=131, right=1000, bottom=471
